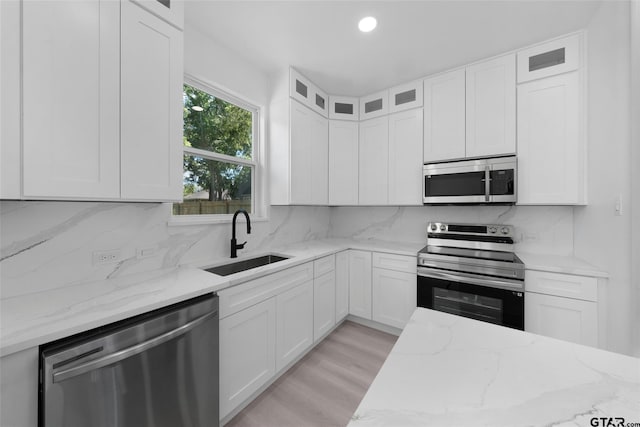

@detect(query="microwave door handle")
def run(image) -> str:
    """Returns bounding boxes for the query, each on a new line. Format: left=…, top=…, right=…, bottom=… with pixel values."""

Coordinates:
left=484, top=166, right=491, bottom=202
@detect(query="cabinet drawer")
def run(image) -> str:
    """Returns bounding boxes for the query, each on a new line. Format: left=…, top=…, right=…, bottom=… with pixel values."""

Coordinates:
left=314, top=255, right=336, bottom=278
left=329, top=96, right=359, bottom=121
left=218, top=263, right=314, bottom=318
left=388, top=80, right=423, bottom=113
left=517, top=33, right=582, bottom=83
left=359, top=89, right=389, bottom=120
left=525, top=270, right=597, bottom=302
left=372, top=252, right=416, bottom=273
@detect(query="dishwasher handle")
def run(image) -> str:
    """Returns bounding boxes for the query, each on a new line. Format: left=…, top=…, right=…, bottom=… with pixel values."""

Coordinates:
left=52, top=309, right=217, bottom=383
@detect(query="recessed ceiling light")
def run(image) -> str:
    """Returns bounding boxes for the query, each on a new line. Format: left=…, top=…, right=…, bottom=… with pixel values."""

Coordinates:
left=192, top=106, right=204, bottom=112
left=358, top=16, right=377, bottom=33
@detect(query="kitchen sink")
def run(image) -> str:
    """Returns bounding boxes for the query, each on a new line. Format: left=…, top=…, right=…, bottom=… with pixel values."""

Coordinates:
left=204, top=254, right=289, bottom=276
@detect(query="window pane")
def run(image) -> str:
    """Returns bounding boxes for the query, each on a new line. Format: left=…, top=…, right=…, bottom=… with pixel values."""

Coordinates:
left=183, top=84, right=253, bottom=159
left=173, top=155, right=252, bottom=215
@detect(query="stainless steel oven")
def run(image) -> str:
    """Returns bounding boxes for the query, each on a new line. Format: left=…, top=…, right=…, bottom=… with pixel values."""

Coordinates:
left=417, top=222, right=525, bottom=330
left=423, top=156, right=517, bottom=204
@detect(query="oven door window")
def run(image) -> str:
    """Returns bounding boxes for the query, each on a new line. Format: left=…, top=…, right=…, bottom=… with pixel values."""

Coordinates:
left=424, top=171, right=485, bottom=197
left=417, top=274, right=524, bottom=330
left=433, top=288, right=503, bottom=325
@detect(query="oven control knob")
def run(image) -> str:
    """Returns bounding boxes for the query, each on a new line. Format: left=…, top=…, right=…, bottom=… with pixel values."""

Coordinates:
left=501, top=227, right=510, bottom=235
left=430, top=224, right=437, bottom=231
left=440, top=224, right=446, bottom=231
left=489, top=227, right=497, bottom=234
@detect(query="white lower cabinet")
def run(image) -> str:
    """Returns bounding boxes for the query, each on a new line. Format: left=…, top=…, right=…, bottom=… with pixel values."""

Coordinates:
left=0, top=348, right=38, bottom=427
left=525, top=292, right=597, bottom=347
left=276, top=281, right=314, bottom=371
left=525, top=270, right=599, bottom=347
left=371, top=252, right=417, bottom=329
left=335, top=251, right=350, bottom=321
left=372, top=268, right=417, bottom=329
left=348, top=250, right=373, bottom=319
left=219, top=297, right=277, bottom=419
left=314, top=272, right=336, bottom=341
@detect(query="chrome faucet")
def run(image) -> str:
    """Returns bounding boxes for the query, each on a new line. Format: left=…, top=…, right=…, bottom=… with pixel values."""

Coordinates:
left=231, top=209, right=251, bottom=258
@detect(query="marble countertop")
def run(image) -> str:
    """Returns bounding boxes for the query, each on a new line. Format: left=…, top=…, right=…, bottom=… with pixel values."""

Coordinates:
left=349, top=308, right=640, bottom=427
left=0, top=238, right=423, bottom=357
left=517, top=252, right=608, bottom=278
left=0, top=236, right=607, bottom=358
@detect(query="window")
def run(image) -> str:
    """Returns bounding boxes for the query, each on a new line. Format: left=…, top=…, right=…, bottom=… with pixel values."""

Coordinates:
left=173, top=79, right=259, bottom=218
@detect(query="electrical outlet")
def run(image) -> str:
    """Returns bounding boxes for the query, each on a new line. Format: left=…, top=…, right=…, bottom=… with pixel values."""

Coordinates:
left=136, top=246, right=157, bottom=259
left=93, top=249, right=121, bottom=265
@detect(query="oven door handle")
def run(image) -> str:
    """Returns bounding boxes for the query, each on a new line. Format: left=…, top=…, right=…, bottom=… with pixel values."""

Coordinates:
left=417, top=267, right=524, bottom=292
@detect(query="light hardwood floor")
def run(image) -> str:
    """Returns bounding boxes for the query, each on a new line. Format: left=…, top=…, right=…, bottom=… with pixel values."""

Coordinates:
left=224, top=321, right=398, bottom=427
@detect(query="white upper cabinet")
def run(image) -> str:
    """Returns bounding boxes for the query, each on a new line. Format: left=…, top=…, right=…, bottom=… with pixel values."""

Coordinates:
left=359, top=90, right=389, bottom=120
left=388, top=80, right=423, bottom=114
left=131, top=0, right=184, bottom=29
left=15, top=0, right=183, bottom=202
left=289, top=100, right=329, bottom=205
left=517, top=33, right=581, bottom=83
left=329, top=96, right=359, bottom=121
left=120, top=0, right=183, bottom=201
left=423, top=69, right=466, bottom=162
left=517, top=71, right=585, bottom=205
left=290, top=68, right=329, bottom=118
left=1, top=0, right=21, bottom=199
left=359, top=116, right=389, bottom=205
left=22, top=0, right=121, bottom=200
left=388, top=109, right=423, bottom=205
left=465, top=54, right=517, bottom=158
left=328, top=120, right=359, bottom=205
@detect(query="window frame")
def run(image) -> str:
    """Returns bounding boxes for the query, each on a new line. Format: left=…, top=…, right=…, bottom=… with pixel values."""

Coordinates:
left=169, top=75, right=265, bottom=225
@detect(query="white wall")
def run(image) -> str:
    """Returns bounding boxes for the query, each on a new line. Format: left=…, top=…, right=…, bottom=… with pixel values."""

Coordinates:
left=573, top=0, right=633, bottom=355
left=630, top=0, right=639, bottom=357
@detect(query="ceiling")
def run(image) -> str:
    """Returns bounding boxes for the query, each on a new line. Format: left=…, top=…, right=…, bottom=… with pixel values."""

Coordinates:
left=184, top=0, right=602, bottom=97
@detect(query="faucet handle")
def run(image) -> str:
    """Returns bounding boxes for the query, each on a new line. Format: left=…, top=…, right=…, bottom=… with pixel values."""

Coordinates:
left=237, top=241, right=247, bottom=249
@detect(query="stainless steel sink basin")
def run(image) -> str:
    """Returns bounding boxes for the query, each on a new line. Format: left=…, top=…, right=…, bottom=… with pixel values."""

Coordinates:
left=204, top=254, right=289, bottom=276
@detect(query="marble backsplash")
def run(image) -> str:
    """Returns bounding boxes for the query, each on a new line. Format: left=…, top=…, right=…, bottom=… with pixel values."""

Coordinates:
left=0, top=201, right=573, bottom=299
left=0, top=201, right=331, bottom=298
left=328, top=205, right=575, bottom=255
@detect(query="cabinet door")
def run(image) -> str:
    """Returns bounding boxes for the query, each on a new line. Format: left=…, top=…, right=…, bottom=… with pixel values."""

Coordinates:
left=314, top=272, right=336, bottom=341
left=372, top=268, right=417, bottom=329
left=220, top=297, right=276, bottom=419
left=276, top=281, right=314, bottom=371
left=1, top=0, right=21, bottom=199
left=348, top=250, right=372, bottom=319
left=359, top=90, right=389, bottom=120
left=329, top=120, right=359, bottom=205
left=466, top=54, right=516, bottom=158
left=329, top=96, right=359, bottom=121
left=525, top=292, right=597, bottom=347
left=121, top=0, right=183, bottom=201
left=388, top=109, right=423, bottom=205
left=335, top=251, right=350, bottom=321
left=388, top=80, right=423, bottom=114
left=1, top=348, right=38, bottom=427
left=131, top=0, right=184, bottom=29
left=517, top=72, right=584, bottom=204
left=359, top=116, right=388, bottom=205
left=290, top=100, right=328, bottom=205
left=22, top=0, right=120, bottom=199
left=423, top=69, right=466, bottom=162
left=517, top=33, right=581, bottom=83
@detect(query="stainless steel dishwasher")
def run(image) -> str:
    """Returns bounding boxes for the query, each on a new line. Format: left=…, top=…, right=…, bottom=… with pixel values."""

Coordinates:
left=39, top=293, right=219, bottom=427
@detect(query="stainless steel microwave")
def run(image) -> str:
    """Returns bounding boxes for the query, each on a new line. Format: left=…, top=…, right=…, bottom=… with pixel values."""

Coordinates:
left=423, top=156, right=517, bottom=204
